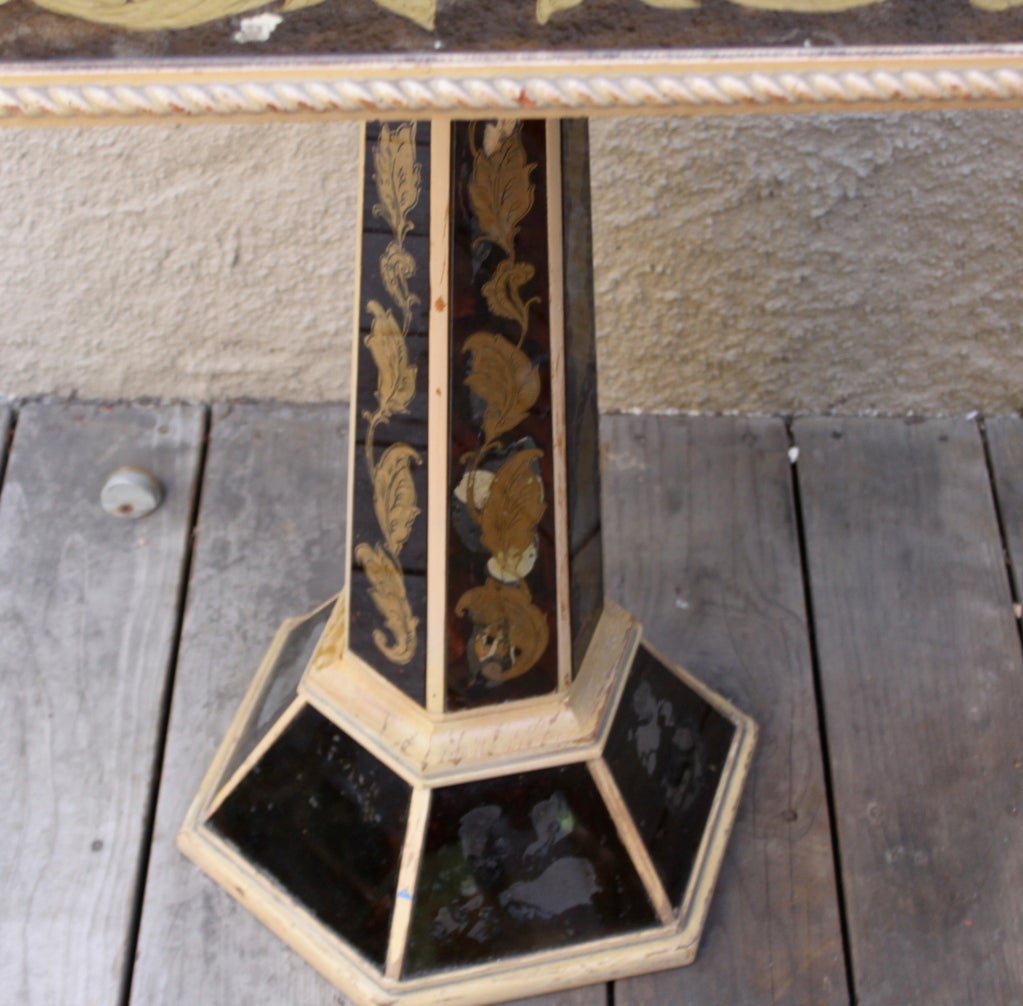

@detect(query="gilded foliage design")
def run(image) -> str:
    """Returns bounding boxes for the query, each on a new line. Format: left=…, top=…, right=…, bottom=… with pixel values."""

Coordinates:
left=455, top=121, right=550, bottom=687
left=354, top=122, right=422, bottom=666
left=24, top=0, right=1022, bottom=36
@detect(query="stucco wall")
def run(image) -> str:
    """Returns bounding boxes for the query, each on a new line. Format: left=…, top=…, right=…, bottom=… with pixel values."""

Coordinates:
left=1, top=112, right=1021, bottom=414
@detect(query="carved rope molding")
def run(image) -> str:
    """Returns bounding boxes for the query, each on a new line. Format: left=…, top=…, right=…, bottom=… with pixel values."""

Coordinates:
left=5, top=58, right=1023, bottom=121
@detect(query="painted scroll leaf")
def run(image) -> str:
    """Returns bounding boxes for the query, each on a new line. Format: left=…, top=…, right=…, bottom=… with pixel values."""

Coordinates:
left=455, top=121, right=550, bottom=690
left=21, top=0, right=435, bottom=32
left=366, top=302, right=417, bottom=422
left=354, top=542, right=419, bottom=664
left=455, top=580, right=549, bottom=684
left=373, top=443, right=421, bottom=557
left=539, top=0, right=692, bottom=21
left=463, top=333, right=541, bottom=447
left=480, top=449, right=546, bottom=584
left=359, top=122, right=423, bottom=667
left=15, top=0, right=1022, bottom=34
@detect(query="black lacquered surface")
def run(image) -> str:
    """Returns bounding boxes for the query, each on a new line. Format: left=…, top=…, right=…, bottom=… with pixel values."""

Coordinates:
left=209, top=704, right=411, bottom=966
left=445, top=119, right=559, bottom=711
left=404, top=762, right=657, bottom=976
left=349, top=120, right=431, bottom=704
left=560, top=119, right=604, bottom=677
left=605, top=645, right=736, bottom=909
left=5, top=1, right=1023, bottom=63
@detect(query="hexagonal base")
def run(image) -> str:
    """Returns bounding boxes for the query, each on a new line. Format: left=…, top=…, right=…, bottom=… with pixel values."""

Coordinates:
left=179, top=592, right=756, bottom=1006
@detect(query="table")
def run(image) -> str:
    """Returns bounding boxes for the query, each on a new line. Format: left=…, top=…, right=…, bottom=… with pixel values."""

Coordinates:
left=3, top=6, right=1023, bottom=1006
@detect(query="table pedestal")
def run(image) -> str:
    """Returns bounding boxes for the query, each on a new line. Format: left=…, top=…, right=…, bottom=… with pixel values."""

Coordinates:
left=179, top=117, right=755, bottom=1006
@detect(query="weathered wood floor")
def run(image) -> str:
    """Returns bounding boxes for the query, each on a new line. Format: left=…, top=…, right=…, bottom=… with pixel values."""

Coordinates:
left=2, top=402, right=1021, bottom=1006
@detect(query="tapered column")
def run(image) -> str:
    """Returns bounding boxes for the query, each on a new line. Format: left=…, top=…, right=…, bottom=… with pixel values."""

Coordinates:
left=342, top=118, right=603, bottom=716
left=180, top=116, right=755, bottom=1006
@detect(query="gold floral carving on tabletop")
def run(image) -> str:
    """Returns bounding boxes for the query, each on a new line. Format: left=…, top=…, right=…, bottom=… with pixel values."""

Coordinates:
left=354, top=122, right=423, bottom=667
left=12, top=0, right=1021, bottom=39
left=455, top=121, right=550, bottom=687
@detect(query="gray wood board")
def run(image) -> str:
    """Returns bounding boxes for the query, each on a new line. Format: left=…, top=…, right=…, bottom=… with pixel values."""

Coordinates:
left=605, top=415, right=848, bottom=1006
left=984, top=415, right=1023, bottom=605
left=129, top=403, right=353, bottom=1005
left=0, top=402, right=204, bottom=1006
left=793, top=417, right=1023, bottom=1005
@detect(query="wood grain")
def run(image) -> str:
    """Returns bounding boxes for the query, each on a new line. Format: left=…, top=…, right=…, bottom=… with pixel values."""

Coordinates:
left=794, top=417, right=1023, bottom=1006
left=0, top=402, right=204, bottom=1006
left=128, top=404, right=352, bottom=1006
left=605, top=415, right=847, bottom=1006
left=984, top=415, right=1023, bottom=604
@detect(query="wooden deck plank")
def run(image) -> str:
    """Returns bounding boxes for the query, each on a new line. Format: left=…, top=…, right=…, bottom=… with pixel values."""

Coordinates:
left=129, top=403, right=353, bottom=1005
left=794, top=417, right=1023, bottom=1006
left=606, top=415, right=848, bottom=1006
left=0, top=402, right=204, bottom=1006
left=984, top=415, right=1023, bottom=604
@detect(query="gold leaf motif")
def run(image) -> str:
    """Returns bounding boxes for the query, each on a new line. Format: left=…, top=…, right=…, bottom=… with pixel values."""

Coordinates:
left=372, top=0, right=436, bottom=29
left=463, top=332, right=541, bottom=445
left=373, top=443, right=422, bottom=557
left=380, top=241, right=419, bottom=327
left=366, top=301, right=418, bottom=421
left=355, top=542, right=419, bottom=665
left=373, top=122, right=421, bottom=244
left=309, top=594, right=347, bottom=675
left=469, top=124, right=536, bottom=257
left=482, top=258, right=539, bottom=341
left=479, top=449, right=545, bottom=581
left=27, top=0, right=991, bottom=40
left=536, top=0, right=583, bottom=22
left=455, top=580, right=549, bottom=683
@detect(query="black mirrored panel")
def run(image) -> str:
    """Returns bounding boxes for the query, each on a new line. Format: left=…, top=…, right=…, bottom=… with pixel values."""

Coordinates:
left=445, top=119, right=560, bottom=712
left=221, top=604, right=333, bottom=783
left=560, top=119, right=604, bottom=676
left=605, top=645, right=736, bottom=909
left=404, top=762, right=657, bottom=976
left=209, top=704, right=412, bottom=967
left=349, top=120, right=431, bottom=705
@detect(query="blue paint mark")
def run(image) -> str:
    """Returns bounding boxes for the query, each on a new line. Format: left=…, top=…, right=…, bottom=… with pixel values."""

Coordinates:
left=397, top=888, right=413, bottom=901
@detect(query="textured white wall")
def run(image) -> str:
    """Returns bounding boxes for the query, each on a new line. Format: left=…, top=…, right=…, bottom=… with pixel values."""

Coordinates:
left=0, top=122, right=361, bottom=403
left=1, top=112, right=1021, bottom=414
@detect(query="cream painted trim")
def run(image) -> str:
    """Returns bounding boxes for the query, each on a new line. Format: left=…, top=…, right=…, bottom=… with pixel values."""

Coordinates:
left=5, top=49, right=1023, bottom=125
left=588, top=758, right=674, bottom=926
left=425, top=117, right=451, bottom=715
left=300, top=597, right=640, bottom=785
left=385, top=786, right=432, bottom=979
